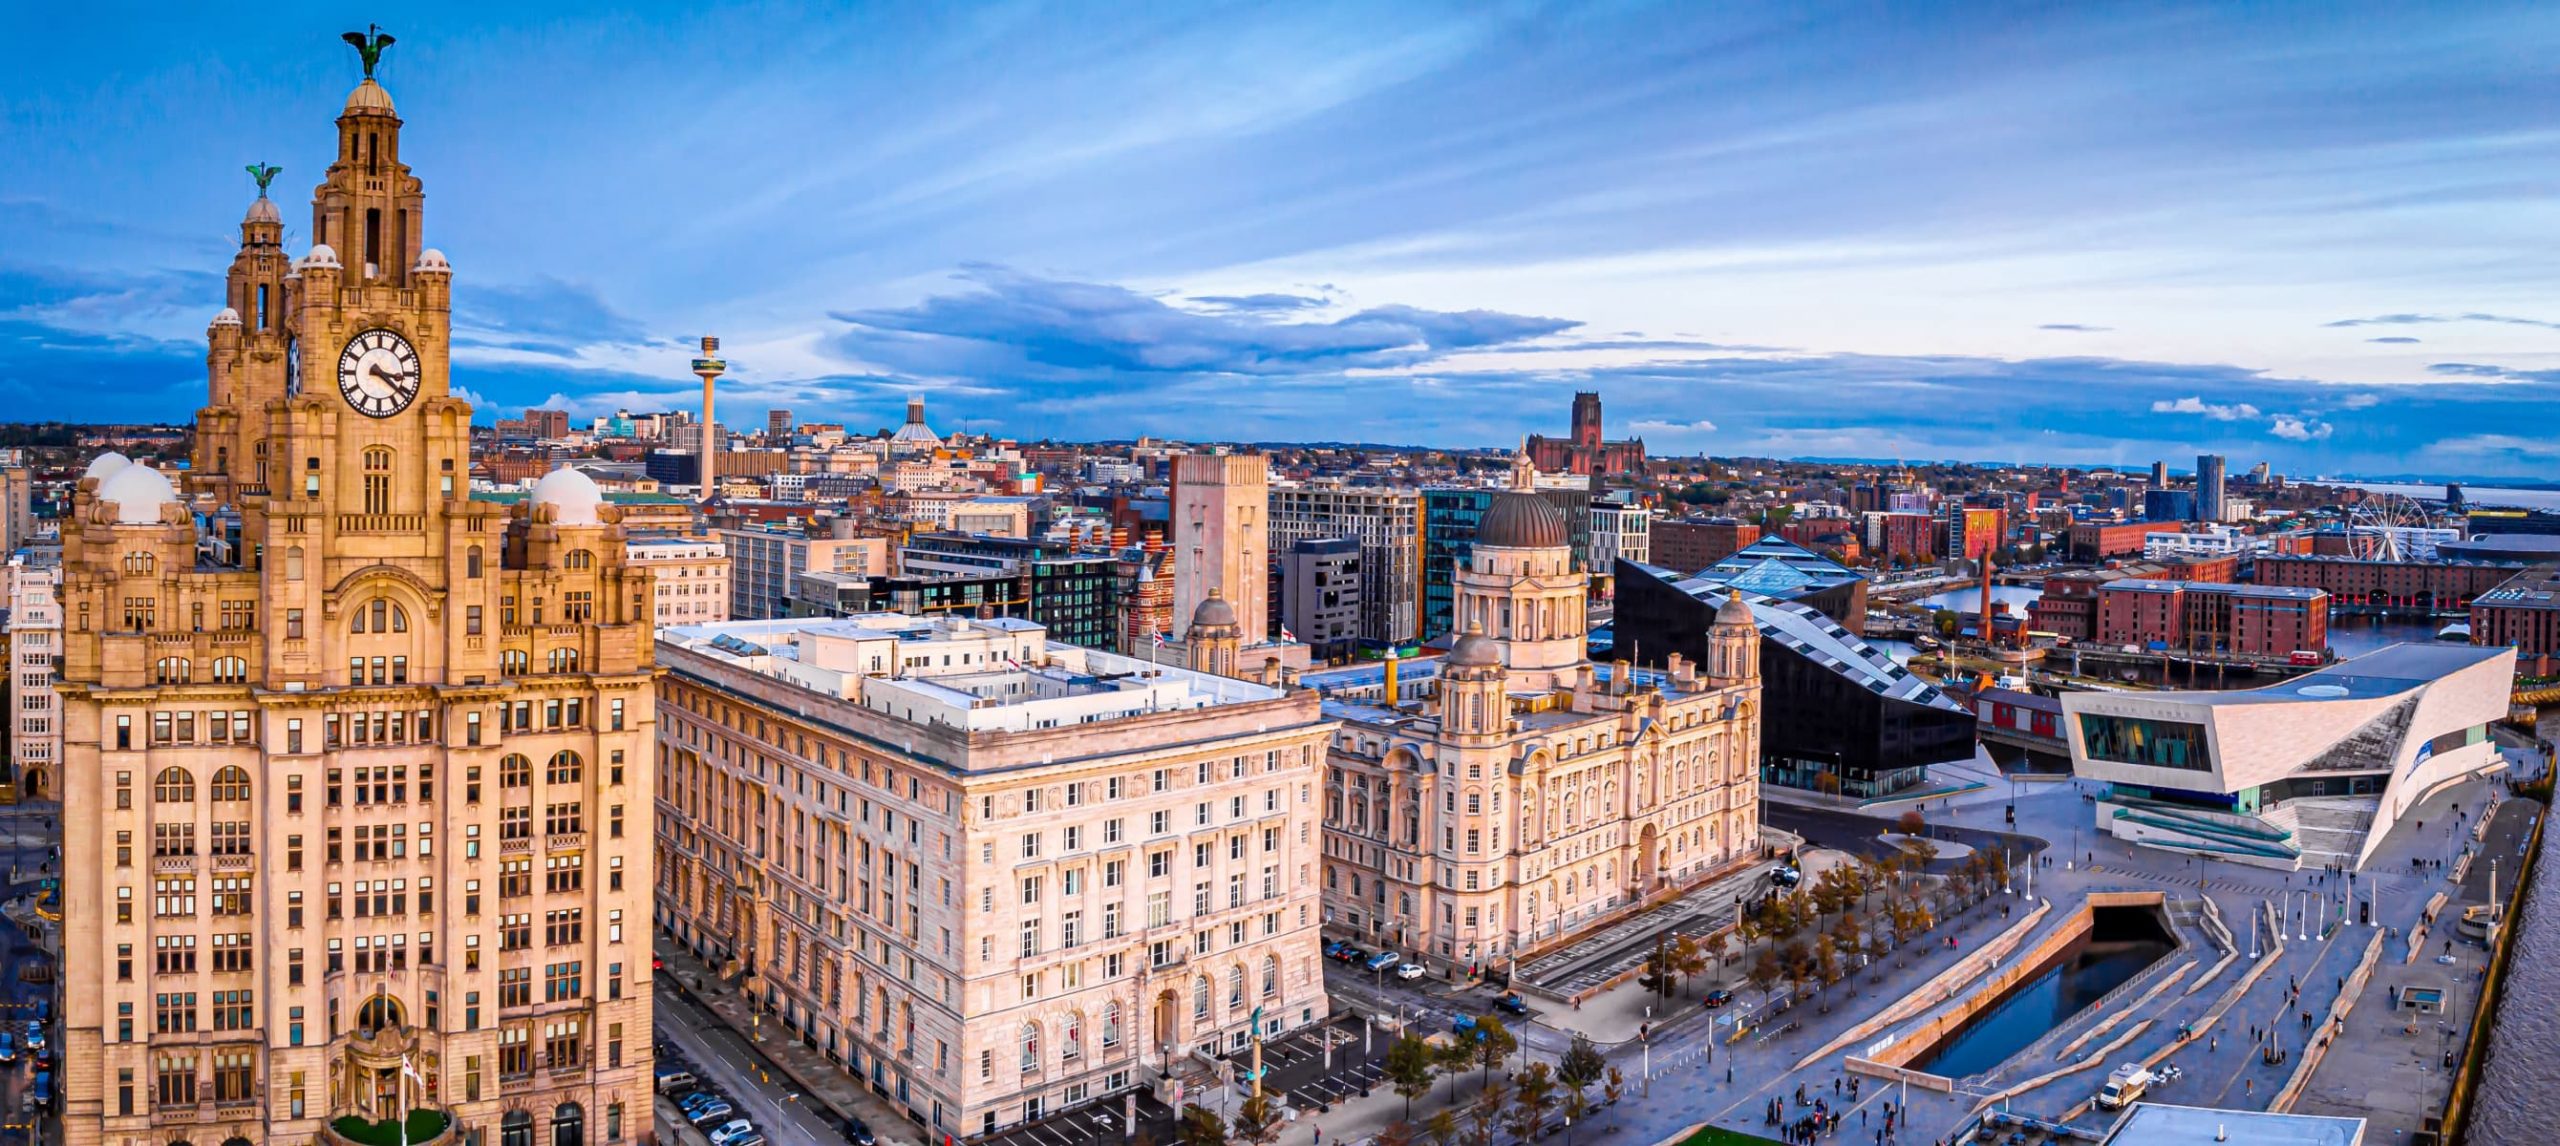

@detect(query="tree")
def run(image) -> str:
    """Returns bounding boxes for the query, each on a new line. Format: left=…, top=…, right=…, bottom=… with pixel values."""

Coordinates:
left=1896, top=809, right=1926, bottom=838
left=1423, top=1110, right=1461, bottom=1146
left=1638, top=935, right=1678, bottom=998
left=1747, top=949, right=1782, bottom=999
left=1603, top=1066, right=1627, bottom=1128
left=1505, top=1063, right=1557, bottom=1145
left=1231, top=1093, right=1282, bottom=1146
left=1435, top=1039, right=1476, bottom=1105
left=1671, top=935, right=1708, bottom=997
left=1177, top=1104, right=1228, bottom=1146
left=1558, top=1035, right=1606, bottom=1095
left=1466, top=1079, right=1510, bottom=1146
left=1377, top=1123, right=1421, bottom=1146
left=1471, top=1017, right=1518, bottom=1093
left=1386, top=1032, right=1437, bottom=1119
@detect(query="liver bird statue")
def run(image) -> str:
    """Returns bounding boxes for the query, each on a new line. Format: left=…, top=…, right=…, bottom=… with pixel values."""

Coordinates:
left=343, top=24, right=396, bottom=79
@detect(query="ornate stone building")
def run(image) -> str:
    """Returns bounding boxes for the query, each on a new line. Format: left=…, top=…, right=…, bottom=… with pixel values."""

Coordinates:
left=1318, top=457, right=1761, bottom=968
left=653, top=607, right=1331, bottom=1139
left=58, top=47, right=655, bottom=1146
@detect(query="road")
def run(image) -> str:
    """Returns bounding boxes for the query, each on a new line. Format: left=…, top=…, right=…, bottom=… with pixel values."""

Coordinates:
left=654, top=981, right=844, bottom=1146
left=0, top=803, right=60, bottom=1144
left=1765, top=800, right=2049, bottom=869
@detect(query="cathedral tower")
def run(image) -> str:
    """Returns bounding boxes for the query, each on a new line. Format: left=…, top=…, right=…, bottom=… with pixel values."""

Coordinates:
left=62, top=34, right=655, bottom=1146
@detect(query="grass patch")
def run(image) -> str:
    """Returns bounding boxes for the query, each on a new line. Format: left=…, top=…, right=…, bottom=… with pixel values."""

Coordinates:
left=1677, top=1127, right=1783, bottom=1146
left=330, top=1109, right=449, bottom=1145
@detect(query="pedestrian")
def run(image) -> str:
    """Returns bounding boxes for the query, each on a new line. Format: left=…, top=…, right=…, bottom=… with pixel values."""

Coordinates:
left=1833, top=1077, right=1841, bottom=1097
left=1314, top=1127, right=1321, bottom=1146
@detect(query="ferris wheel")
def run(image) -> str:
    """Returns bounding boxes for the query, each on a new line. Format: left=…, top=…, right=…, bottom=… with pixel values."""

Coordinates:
left=2348, top=493, right=2435, bottom=561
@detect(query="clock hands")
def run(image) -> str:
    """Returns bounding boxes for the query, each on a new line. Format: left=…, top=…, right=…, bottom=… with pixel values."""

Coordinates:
left=367, top=361, right=409, bottom=387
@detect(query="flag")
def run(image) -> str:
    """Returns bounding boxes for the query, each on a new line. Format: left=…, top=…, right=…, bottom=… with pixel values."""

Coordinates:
left=1152, top=632, right=1166, bottom=648
left=1280, top=626, right=1296, bottom=643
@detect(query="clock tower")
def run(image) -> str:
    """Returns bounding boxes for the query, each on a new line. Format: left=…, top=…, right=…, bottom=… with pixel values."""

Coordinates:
left=64, top=36, right=657, bottom=1146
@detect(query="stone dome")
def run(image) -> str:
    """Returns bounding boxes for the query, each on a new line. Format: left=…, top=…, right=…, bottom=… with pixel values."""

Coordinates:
left=1189, top=588, right=1239, bottom=632
left=530, top=466, right=606, bottom=526
left=1477, top=490, right=1569, bottom=550
left=414, top=249, right=450, bottom=273
left=97, top=463, right=178, bottom=525
left=82, top=452, right=133, bottom=482
left=1715, top=595, right=1755, bottom=626
left=244, top=196, right=281, bottom=225
left=211, top=308, right=243, bottom=327
left=345, top=78, right=396, bottom=115
left=1446, top=626, right=1504, bottom=668
left=302, top=244, right=341, bottom=270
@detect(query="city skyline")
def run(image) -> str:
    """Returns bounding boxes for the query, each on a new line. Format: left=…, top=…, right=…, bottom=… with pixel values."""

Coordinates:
left=10, top=5, right=2560, bottom=475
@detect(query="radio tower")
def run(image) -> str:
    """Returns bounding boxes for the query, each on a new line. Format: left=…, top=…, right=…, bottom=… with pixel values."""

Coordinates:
left=692, top=335, right=725, bottom=506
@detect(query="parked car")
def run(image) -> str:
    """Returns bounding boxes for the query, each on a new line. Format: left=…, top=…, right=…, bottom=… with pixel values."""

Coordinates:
left=1703, top=989, right=1736, bottom=1008
left=1364, top=951, right=1403, bottom=972
left=0, top=1032, right=18, bottom=1063
left=688, top=1101, right=736, bottom=1126
left=1771, top=865, right=1802, bottom=888
left=22, top=1020, right=41, bottom=1053
left=710, top=1121, right=760, bottom=1146
left=842, top=1117, right=879, bottom=1146
left=655, top=1069, right=699, bottom=1094
left=1492, top=993, right=1529, bottom=1016
left=1395, top=963, right=1427, bottom=981
left=1331, top=946, right=1367, bottom=965
left=678, top=1092, right=724, bottom=1114
left=28, top=1070, right=49, bottom=1106
left=1323, top=940, right=1353, bottom=960
left=1451, top=1014, right=1478, bottom=1036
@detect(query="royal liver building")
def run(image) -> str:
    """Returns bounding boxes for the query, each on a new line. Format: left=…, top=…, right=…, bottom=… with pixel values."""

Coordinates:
left=58, top=34, right=655, bottom=1146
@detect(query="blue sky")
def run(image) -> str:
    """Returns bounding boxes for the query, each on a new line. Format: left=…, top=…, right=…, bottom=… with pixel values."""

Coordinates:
left=8, top=3, right=2560, bottom=478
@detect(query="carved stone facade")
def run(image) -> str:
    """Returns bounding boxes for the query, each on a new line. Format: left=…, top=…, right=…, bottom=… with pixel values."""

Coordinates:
left=59, top=55, right=654, bottom=1146
left=1320, top=460, right=1760, bottom=968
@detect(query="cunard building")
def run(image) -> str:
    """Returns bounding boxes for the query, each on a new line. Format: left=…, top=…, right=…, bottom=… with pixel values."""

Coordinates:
left=59, top=35, right=655, bottom=1146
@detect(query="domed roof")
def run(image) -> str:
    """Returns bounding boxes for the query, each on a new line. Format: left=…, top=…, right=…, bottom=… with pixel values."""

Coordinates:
left=413, top=249, right=450, bottom=273
left=211, top=308, right=243, bottom=327
left=97, top=463, right=177, bottom=525
left=530, top=466, right=606, bottom=526
left=1477, top=490, right=1569, bottom=550
left=345, top=78, right=396, bottom=115
left=82, top=452, right=133, bottom=482
left=1715, top=595, right=1755, bottom=626
left=1189, top=587, right=1239, bottom=632
left=302, top=244, right=341, bottom=270
left=1447, top=626, right=1504, bottom=668
left=243, top=196, right=281, bottom=225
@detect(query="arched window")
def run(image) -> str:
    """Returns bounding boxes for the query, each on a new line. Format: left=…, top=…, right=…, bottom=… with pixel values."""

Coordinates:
left=548, top=648, right=581, bottom=674
left=1226, top=965, right=1245, bottom=1007
left=210, top=657, right=248, bottom=683
left=362, top=447, right=394, bottom=515
left=123, top=551, right=156, bottom=575
left=154, top=767, right=195, bottom=803
left=1261, top=955, right=1279, bottom=997
left=501, top=755, right=533, bottom=790
left=566, top=549, right=594, bottom=571
left=467, top=545, right=484, bottom=579
left=551, top=1102, right=584, bottom=1146
left=353, top=599, right=408, bottom=635
left=1019, top=1022, right=1040, bottom=1073
left=285, top=546, right=304, bottom=581
left=210, top=767, right=251, bottom=802
left=355, top=993, right=404, bottom=1034
left=1192, top=975, right=1211, bottom=1020
left=547, top=752, right=583, bottom=786
left=1062, top=1012, right=1084, bottom=1060
left=1101, top=1003, right=1122, bottom=1049
left=500, top=649, right=529, bottom=675
left=154, top=657, right=190, bottom=684
left=501, top=1111, right=534, bottom=1146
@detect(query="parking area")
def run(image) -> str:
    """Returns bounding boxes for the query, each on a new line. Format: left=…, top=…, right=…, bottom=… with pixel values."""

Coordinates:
left=977, top=1092, right=1174, bottom=1146
left=1260, top=1018, right=1387, bottom=1113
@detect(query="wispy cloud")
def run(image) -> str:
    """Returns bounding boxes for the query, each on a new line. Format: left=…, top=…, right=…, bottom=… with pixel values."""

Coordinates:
left=2366, top=336, right=2420, bottom=344
left=2326, top=313, right=2560, bottom=331
left=2151, top=396, right=2262, bottom=421
left=1629, top=418, right=1718, bottom=433
left=2038, top=323, right=2111, bottom=332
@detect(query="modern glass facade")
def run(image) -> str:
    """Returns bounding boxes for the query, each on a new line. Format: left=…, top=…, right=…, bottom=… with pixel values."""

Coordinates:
left=2077, top=714, right=2213, bottom=771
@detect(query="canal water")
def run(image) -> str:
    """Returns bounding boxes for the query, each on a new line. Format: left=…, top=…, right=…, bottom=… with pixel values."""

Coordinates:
left=1913, top=906, right=2174, bottom=1078
left=2462, top=816, right=2560, bottom=1146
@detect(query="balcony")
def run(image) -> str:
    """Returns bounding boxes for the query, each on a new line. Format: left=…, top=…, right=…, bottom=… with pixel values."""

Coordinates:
left=500, top=838, right=532, bottom=856
left=212, top=854, right=254, bottom=872
left=337, top=513, right=427, bottom=534
left=153, top=854, right=198, bottom=874
left=545, top=832, right=587, bottom=853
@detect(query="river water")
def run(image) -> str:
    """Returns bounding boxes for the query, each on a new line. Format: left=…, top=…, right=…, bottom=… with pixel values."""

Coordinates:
left=2462, top=818, right=2560, bottom=1146
left=2341, top=481, right=2560, bottom=513
left=1915, top=906, right=2174, bottom=1078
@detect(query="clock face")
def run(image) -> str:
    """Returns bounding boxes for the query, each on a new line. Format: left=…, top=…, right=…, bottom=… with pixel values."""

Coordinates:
left=337, top=329, right=421, bottom=418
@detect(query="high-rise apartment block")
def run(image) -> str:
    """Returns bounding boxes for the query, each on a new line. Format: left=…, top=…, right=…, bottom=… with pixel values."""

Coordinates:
left=653, top=611, right=1332, bottom=1139
left=716, top=523, right=890, bottom=621
left=1170, top=454, right=1268, bottom=644
left=2196, top=454, right=2227, bottom=523
left=67, top=51, right=655, bottom=1145
left=1277, top=538, right=1362, bottom=660
left=6, top=549, right=61, bottom=799
left=767, top=409, right=794, bottom=440
left=1267, top=485, right=1420, bottom=646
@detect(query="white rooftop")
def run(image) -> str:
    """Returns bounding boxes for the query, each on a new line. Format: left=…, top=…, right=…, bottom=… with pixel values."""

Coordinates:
left=2099, top=1102, right=2363, bottom=1146
left=662, top=614, right=1282, bottom=733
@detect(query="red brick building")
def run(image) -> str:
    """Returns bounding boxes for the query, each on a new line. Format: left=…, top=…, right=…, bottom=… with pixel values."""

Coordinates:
left=1864, top=511, right=1937, bottom=566
left=2471, top=565, right=2560, bottom=657
left=1652, top=518, right=1760, bottom=572
left=2093, top=580, right=2328, bottom=657
left=2254, top=555, right=2524, bottom=611
left=2066, top=520, right=2157, bottom=563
